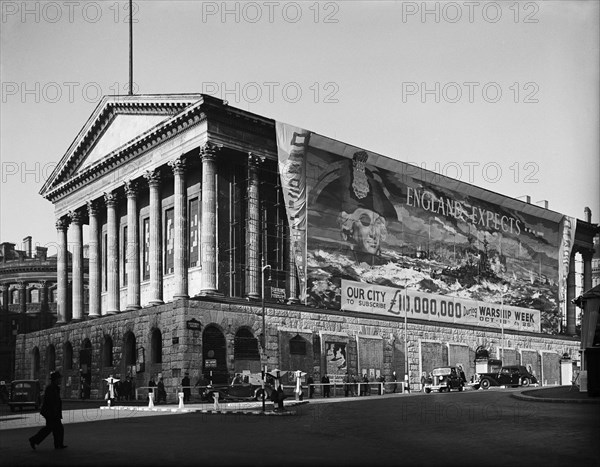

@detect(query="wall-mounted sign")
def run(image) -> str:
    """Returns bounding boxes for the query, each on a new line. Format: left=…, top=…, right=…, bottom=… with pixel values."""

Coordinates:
left=270, top=287, right=286, bottom=300
left=204, top=359, right=217, bottom=368
left=186, top=319, right=202, bottom=331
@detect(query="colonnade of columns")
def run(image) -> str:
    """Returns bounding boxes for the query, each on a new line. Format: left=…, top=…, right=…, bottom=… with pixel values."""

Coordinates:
left=53, top=143, right=293, bottom=324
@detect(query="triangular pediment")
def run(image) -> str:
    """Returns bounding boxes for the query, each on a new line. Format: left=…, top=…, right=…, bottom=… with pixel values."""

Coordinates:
left=40, top=94, right=204, bottom=197
left=76, top=113, right=171, bottom=173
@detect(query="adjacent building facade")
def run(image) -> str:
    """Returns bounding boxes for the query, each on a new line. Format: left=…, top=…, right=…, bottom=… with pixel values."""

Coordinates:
left=0, top=238, right=70, bottom=382
left=13, top=94, right=598, bottom=399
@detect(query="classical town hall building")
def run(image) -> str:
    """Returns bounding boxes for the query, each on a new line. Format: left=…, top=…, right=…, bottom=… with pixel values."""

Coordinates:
left=13, top=94, right=598, bottom=399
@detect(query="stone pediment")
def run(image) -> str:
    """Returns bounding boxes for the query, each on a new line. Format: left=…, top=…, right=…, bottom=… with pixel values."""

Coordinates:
left=40, top=94, right=203, bottom=198
left=76, top=113, right=171, bottom=173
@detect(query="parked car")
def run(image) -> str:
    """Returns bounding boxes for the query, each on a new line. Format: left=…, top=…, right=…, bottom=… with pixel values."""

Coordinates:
left=474, top=365, right=537, bottom=390
left=424, top=367, right=464, bottom=393
left=202, top=373, right=272, bottom=402
left=8, top=380, right=42, bottom=412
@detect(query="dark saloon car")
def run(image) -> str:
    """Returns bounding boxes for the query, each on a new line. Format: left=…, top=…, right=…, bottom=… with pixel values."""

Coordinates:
left=202, top=373, right=272, bottom=402
left=8, top=380, right=42, bottom=412
left=475, top=365, right=537, bottom=390
left=424, top=367, right=464, bottom=393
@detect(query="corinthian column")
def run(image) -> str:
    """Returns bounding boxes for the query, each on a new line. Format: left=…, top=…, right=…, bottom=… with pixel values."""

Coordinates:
left=144, top=169, right=163, bottom=305
left=69, top=210, right=84, bottom=321
left=87, top=201, right=101, bottom=318
left=55, top=217, right=69, bottom=324
left=246, top=153, right=261, bottom=300
left=104, top=191, right=120, bottom=314
left=200, top=143, right=221, bottom=295
left=169, top=158, right=189, bottom=299
left=125, top=181, right=141, bottom=309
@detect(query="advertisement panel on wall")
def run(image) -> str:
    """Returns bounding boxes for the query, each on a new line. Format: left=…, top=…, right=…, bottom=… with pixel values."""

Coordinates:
left=341, top=279, right=540, bottom=333
left=276, top=122, right=569, bottom=334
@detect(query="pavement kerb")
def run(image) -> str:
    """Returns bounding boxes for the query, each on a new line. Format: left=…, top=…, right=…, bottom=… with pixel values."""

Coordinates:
left=511, top=390, right=600, bottom=404
left=99, top=399, right=310, bottom=415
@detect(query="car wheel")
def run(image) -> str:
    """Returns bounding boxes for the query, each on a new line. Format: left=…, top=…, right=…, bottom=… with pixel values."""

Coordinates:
left=458, top=385, right=463, bottom=392
left=480, top=379, right=491, bottom=390
left=521, top=377, right=530, bottom=387
left=425, top=387, right=431, bottom=394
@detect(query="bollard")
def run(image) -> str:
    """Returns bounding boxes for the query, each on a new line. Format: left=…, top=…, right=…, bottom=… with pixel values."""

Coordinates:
left=178, top=392, right=184, bottom=409
left=148, top=392, right=154, bottom=409
left=213, top=392, right=220, bottom=411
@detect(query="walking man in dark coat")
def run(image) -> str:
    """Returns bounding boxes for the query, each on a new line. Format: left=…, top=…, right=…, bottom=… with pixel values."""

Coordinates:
left=29, top=371, right=67, bottom=450
left=182, top=372, right=191, bottom=403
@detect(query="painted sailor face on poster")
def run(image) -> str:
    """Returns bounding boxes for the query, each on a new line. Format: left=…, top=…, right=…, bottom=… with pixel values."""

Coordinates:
left=315, top=150, right=398, bottom=260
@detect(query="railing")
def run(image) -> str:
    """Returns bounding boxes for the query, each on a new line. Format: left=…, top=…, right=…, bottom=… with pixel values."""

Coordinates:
left=130, top=381, right=408, bottom=403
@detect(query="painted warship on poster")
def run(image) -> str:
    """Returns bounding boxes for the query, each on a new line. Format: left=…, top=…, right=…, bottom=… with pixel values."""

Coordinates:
left=276, top=123, right=574, bottom=334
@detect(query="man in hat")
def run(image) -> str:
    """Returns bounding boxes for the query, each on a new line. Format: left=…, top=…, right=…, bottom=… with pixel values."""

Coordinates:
left=181, top=372, right=191, bottom=403
left=29, top=371, right=67, bottom=450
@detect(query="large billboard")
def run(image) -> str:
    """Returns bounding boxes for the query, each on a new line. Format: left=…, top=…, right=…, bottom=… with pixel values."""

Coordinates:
left=276, top=122, right=571, bottom=334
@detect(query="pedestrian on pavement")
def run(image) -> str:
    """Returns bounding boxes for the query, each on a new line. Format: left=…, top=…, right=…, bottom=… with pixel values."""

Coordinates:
left=392, top=371, right=398, bottom=393
left=157, top=377, right=167, bottom=404
left=321, top=374, right=330, bottom=397
left=29, top=371, right=67, bottom=450
left=343, top=373, right=351, bottom=397
left=182, top=372, right=191, bottom=403
left=307, top=374, right=315, bottom=399
left=148, top=375, right=157, bottom=403
left=362, top=374, right=369, bottom=396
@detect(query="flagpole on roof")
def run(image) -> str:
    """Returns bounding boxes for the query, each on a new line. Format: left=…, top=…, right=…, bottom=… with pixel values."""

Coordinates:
left=128, top=0, right=133, bottom=95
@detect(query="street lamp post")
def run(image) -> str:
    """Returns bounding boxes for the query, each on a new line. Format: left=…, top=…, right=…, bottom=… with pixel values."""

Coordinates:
left=261, top=257, right=271, bottom=413
left=404, top=281, right=409, bottom=392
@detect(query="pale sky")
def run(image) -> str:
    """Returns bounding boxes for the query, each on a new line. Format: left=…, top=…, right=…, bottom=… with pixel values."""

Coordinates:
left=1, top=0, right=598, bottom=251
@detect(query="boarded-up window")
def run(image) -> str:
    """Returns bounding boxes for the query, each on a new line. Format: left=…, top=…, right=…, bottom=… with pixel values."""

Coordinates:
left=290, top=335, right=307, bottom=355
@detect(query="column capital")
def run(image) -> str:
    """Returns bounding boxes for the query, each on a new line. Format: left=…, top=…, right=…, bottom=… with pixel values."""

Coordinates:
left=144, top=169, right=161, bottom=187
left=168, top=157, right=186, bottom=175
left=104, top=191, right=119, bottom=207
left=16, top=281, right=26, bottom=290
left=124, top=180, right=139, bottom=198
left=200, top=142, right=222, bottom=161
left=0, top=284, right=8, bottom=292
left=87, top=200, right=99, bottom=217
left=68, top=210, right=84, bottom=225
left=55, top=217, right=69, bottom=231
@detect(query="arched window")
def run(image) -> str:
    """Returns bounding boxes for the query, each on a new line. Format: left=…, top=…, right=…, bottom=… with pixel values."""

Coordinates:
left=103, top=336, right=113, bottom=367
left=50, top=288, right=57, bottom=303
left=150, top=328, right=162, bottom=364
left=124, top=332, right=136, bottom=366
left=46, top=344, right=56, bottom=372
left=63, top=342, right=73, bottom=370
left=234, top=328, right=260, bottom=360
left=11, top=289, right=19, bottom=304
left=30, top=288, right=39, bottom=303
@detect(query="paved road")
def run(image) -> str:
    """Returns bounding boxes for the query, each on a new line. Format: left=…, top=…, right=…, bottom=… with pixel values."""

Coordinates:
left=1, top=389, right=598, bottom=467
